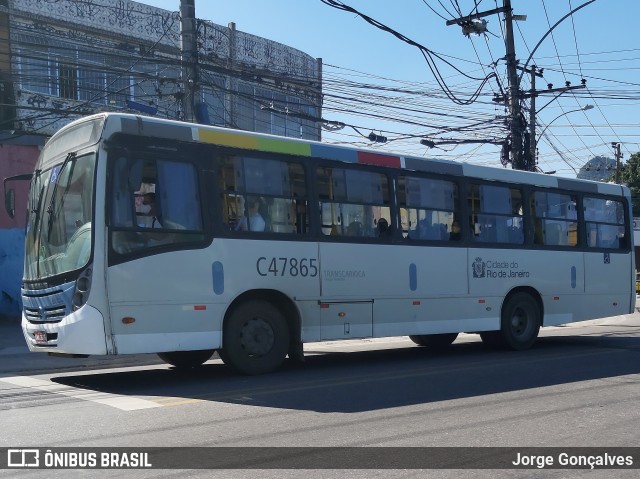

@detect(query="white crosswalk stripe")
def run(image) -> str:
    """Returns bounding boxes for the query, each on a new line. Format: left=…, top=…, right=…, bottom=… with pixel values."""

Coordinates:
left=0, top=375, right=161, bottom=411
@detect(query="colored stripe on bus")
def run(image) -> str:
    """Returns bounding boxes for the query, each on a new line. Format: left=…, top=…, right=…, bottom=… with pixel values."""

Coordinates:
left=258, top=137, right=311, bottom=156
left=199, top=129, right=259, bottom=150
left=199, top=129, right=312, bottom=156
left=311, top=143, right=358, bottom=163
left=358, top=152, right=401, bottom=168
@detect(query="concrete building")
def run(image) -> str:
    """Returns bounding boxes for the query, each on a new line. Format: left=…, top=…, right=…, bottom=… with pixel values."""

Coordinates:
left=0, top=0, right=323, bottom=316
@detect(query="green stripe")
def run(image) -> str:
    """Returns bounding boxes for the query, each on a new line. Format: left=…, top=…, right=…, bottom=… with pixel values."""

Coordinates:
left=258, top=137, right=311, bottom=156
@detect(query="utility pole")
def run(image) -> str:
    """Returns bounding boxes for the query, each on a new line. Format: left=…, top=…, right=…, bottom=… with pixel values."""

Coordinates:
left=528, top=66, right=538, bottom=170
left=446, top=1, right=525, bottom=170
left=180, top=0, right=197, bottom=122
left=448, top=1, right=590, bottom=173
left=613, top=142, right=623, bottom=184
left=503, top=0, right=523, bottom=170
left=518, top=65, right=543, bottom=171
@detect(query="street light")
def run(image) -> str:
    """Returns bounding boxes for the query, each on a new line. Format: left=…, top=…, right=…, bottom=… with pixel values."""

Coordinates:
left=534, top=104, right=593, bottom=175
left=536, top=104, right=593, bottom=145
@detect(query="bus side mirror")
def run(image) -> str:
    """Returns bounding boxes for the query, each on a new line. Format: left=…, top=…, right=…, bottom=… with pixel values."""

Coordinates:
left=3, top=174, right=32, bottom=219
left=4, top=187, right=15, bottom=219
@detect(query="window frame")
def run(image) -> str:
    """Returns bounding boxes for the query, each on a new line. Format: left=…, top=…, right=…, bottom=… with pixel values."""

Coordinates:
left=106, top=138, right=212, bottom=266
left=314, top=160, right=392, bottom=242
left=215, top=148, right=312, bottom=238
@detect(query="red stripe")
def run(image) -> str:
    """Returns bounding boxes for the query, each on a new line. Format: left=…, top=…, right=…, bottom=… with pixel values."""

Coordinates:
left=357, top=152, right=401, bottom=168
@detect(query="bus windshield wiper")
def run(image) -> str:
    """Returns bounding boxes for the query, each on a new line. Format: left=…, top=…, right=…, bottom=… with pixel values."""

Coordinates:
left=46, top=152, right=76, bottom=241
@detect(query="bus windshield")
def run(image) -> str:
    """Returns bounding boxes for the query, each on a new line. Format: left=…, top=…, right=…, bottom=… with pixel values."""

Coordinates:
left=24, top=152, right=96, bottom=281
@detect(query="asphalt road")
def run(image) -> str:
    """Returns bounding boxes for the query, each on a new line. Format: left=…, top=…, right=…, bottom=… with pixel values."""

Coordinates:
left=0, top=314, right=639, bottom=478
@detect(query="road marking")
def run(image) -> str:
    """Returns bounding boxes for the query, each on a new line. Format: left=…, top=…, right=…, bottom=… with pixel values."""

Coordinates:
left=155, top=397, right=204, bottom=407
left=0, top=375, right=160, bottom=411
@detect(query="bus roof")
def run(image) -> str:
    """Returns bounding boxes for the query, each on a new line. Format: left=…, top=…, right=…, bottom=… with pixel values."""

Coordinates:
left=72, top=112, right=628, bottom=198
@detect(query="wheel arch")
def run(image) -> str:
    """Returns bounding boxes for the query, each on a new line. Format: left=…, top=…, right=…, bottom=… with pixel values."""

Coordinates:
left=224, top=289, right=301, bottom=356
left=502, top=286, right=544, bottom=325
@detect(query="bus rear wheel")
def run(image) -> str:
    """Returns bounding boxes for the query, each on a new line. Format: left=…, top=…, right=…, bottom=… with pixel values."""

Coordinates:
left=409, top=333, right=458, bottom=349
left=221, top=300, right=290, bottom=375
left=157, top=350, right=215, bottom=369
left=501, top=292, right=541, bottom=350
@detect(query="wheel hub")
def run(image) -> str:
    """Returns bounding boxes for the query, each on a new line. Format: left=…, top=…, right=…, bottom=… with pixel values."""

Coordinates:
left=511, top=310, right=528, bottom=336
left=240, top=318, right=274, bottom=356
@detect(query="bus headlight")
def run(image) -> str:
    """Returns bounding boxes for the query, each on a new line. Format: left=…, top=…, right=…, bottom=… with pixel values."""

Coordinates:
left=72, top=266, right=93, bottom=311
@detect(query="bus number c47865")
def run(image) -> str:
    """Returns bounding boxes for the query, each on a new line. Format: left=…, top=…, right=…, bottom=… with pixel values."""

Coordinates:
left=256, top=257, right=319, bottom=277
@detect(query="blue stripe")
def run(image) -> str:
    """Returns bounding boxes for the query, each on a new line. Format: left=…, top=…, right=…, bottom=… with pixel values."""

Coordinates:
left=409, top=263, right=417, bottom=291
left=311, top=143, right=358, bottom=163
left=212, top=261, right=224, bottom=295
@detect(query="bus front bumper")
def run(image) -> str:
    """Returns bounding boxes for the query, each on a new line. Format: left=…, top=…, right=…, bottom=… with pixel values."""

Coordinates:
left=22, top=304, right=108, bottom=355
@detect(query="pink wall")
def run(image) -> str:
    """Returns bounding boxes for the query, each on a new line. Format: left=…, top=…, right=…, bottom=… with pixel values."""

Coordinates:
left=0, top=144, right=40, bottom=316
left=0, top=144, right=40, bottom=228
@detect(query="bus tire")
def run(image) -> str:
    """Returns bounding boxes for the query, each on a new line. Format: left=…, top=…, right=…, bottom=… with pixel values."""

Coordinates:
left=222, top=300, right=290, bottom=375
left=157, top=349, right=215, bottom=369
left=410, top=333, right=458, bottom=349
left=500, top=292, right=541, bottom=350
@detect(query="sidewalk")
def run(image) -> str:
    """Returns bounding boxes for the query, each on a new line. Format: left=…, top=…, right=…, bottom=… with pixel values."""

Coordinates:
left=0, top=315, right=24, bottom=356
left=0, top=315, right=161, bottom=375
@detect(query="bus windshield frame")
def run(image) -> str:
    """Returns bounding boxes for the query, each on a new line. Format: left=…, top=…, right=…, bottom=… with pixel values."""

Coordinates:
left=23, top=118, right=103, bottom=284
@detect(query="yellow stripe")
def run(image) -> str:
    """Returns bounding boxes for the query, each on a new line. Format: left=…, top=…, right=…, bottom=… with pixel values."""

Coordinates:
left=198, top=128, right=311, bottom=156
left=198, top=129, right=259, bottom=149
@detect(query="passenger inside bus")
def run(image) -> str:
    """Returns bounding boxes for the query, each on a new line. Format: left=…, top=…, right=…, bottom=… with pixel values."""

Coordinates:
left=142, top=192, right=162, bottom=228
left=376, top=218, right=390, bottom=237
left=236, top=197, right=266, bottom=232
left=449, top=220, right=461, bottom=240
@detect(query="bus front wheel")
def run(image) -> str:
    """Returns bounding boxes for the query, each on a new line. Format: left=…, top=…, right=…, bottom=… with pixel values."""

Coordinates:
left=409, top=333, right=458, bottom=349
left=221, top=300, right=290, bottom=375
left=157, top=350, right=215, bottom=369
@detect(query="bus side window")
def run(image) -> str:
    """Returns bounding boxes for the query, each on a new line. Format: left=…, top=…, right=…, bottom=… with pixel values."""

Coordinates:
left=316, top=166, right=389, bottom=238
left=584, top=196, right=626, bottom=249
left=220, top=156, right=307, bottom=235
left=110, top=157, right=204, bottom=254
left=470, top=184, right=523, bottom=244
left=531, top=191, right=578, bottom=247
left=399, top=175, right=459, bottom=242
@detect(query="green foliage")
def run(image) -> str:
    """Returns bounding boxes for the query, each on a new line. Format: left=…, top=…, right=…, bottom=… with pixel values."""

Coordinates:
left=619, top=152, right=640, bottom=216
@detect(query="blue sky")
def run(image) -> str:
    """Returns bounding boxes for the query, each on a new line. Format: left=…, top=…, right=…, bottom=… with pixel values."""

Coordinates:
left=141, top=0, right=640, bottom=178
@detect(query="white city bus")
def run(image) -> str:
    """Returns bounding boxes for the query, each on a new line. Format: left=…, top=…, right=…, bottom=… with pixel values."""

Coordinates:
left=4, top=113, right=634, bottom=374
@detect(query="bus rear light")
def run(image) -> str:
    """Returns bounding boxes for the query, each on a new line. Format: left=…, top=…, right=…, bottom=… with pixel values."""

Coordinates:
left=122, top=317, right=136, bottom=324
left=194, top=305, right=206, bottom=311
left=412, top=301, right=420, bottom=305
left=478, top=299, right=486, bottom=304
